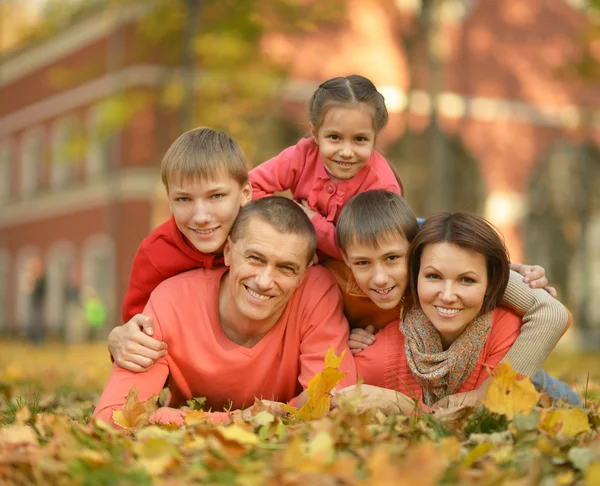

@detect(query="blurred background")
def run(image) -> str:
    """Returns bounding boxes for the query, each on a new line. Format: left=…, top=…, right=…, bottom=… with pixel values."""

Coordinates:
left=1, top=0, right=600, bottom=349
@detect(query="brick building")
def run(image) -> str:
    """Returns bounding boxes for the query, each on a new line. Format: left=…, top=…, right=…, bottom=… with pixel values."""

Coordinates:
left=1, top=0, right=599, bottom=341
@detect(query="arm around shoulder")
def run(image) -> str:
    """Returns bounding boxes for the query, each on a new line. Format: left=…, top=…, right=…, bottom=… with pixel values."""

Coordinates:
left=499, top=270, right=570, bottom=377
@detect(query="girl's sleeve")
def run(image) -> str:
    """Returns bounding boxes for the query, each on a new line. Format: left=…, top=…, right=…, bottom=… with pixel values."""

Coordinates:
left=311, top=215, right=343, bottom=260
left=499, top=270, right=571, bottom=377
left=249, top=144, right=300, bottom=199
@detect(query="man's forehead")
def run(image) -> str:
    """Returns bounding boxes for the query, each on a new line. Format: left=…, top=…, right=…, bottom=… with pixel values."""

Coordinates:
left=235, top=223, right=307, bottom=266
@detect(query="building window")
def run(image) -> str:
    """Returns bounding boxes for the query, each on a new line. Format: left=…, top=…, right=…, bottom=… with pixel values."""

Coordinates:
left=82, top=234, right=115, bottom=337
left=0, top=249, right=8, bottom=331
left=16, top=248, right=43, bottom=338
left=52, top=117, right=80, bottom=188
left=86, top=105, right=113, bottom=178
left=45, top=241, right=76, bottom=337
left=20, top=131, right=43, bottom=197
left=0, top=142, right=10, bottom=203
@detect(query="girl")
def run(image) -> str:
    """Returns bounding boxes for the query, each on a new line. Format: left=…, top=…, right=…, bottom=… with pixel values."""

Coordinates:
left=250, top=75, right=402, bottom=260
left=336, top=191, right=578, bottom=408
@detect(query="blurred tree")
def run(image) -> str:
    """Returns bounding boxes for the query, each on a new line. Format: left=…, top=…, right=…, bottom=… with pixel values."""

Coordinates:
left=20, top=0, right=344, bottom=163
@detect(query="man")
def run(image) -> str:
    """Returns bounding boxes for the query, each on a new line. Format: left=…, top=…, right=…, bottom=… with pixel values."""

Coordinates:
left=94, top=197, right=356, bottom=426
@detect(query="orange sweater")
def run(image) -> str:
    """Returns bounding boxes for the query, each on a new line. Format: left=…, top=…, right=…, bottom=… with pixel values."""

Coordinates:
left=354, top=307, right=521, bottom=398
left=94, top=265, right=357, bottom=427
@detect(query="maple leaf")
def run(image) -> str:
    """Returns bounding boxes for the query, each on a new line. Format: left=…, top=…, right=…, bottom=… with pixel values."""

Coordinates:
left=281, top=347, right=348, bottom=420
left=482, top=362, right=540, bottom=419
left=111, top=386, right=159, bottom=430
left=540, top=408, right=591, bottom=439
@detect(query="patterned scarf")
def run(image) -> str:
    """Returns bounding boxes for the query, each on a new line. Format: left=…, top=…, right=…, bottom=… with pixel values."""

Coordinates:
left=401, top=308, right=492, bottom=406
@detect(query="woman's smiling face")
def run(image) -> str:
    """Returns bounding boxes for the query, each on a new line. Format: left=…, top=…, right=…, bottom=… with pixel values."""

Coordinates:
left=417, top=242, right=488, bottom=349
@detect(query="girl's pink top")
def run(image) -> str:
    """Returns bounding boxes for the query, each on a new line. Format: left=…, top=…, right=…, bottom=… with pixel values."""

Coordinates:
left=250, top=138, right=401, bottom=259
left=94, top=265, right=357, bottom=427
left=354, top=307, right=522, bottom=399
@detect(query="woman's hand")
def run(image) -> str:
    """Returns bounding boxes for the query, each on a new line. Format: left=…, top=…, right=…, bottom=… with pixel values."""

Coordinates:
left=335, top=384, right=413, bottom=415
left=348, top=325, right=377, bottom=355
left=510, top=263, right=557, bottom=298
left=108, top=314, right=168, bottom=372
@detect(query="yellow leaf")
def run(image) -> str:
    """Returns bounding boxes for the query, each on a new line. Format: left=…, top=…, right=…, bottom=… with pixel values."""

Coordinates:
left=284, top=347, right=347, bottom=420
left=586, top=462, right=600, bottom=486
left=282, top=432, right=334, bottom=473
left=540, top=408, right=590, bottom=439
left=111, top=386, right=158, bottom=430
left=482, top=362, right=540, bottom=419
left=218, top=424, right=260, bottom=446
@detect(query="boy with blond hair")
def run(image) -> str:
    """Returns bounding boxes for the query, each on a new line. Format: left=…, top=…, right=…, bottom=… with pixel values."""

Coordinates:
left=108, top=128, right=252, bottom=371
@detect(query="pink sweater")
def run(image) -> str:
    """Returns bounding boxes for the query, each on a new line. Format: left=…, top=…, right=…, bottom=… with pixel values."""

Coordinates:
left=94, top=265, right=357, bottom=427
left=249, top=138, right=401, bottom=259
left=354, top=307, right=522, bottom=399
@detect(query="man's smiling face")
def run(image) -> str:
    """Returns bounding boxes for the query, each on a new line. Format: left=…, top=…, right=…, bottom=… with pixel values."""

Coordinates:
left=223, top=217, right=310, bottom=326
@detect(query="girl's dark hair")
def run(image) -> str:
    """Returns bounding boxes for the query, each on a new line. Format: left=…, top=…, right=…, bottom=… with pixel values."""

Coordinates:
left=309, top=75, right=403, bottom=189
left=407, top=212, right=511, bottom=316
left=308, top=75, right=388, bottom=133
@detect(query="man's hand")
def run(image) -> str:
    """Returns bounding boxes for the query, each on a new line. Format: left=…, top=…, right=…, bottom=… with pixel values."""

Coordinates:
left=348, top=325, right=377, bottom=355
left=108, top=314, right=168, bottom=372
left=510, top=263, right=557, bottom=298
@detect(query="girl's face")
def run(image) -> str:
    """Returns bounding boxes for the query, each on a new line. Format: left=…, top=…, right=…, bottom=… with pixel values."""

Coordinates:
left=312, top=104, right=376, bottom=181
left=417, top=242, right=488, bottom=349
left=342, top=232, right=410, bottom=310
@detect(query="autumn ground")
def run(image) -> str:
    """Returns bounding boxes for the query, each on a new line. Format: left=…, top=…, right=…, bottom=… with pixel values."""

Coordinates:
left=1, top=340, right=600, bottom=485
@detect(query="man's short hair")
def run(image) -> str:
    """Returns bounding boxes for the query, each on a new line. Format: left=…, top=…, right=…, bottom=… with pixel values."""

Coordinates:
left=161, top=127, right=249, bottom=191
left=230, top=196, right=317, bottom=265
left=337, top=190, right=420, bottom=249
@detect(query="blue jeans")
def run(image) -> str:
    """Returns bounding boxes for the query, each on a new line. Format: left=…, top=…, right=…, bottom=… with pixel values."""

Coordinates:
left=533, top=369, right=582, bottom=406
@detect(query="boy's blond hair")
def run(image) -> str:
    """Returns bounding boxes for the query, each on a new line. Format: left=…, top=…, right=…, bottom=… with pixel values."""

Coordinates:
left=161, top=127, right=249, bottom=191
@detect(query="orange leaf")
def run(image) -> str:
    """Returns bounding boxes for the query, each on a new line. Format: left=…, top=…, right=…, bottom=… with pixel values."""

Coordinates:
left=112, top=386, right=159, bottom=430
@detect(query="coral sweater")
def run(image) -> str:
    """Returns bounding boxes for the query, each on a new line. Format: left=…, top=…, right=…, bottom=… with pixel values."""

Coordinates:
left=249, top=138, right=401, bottom=260
left=95, top=265, right=357, bottom=427
left=354, top=307, right=522, bottom=397
left=121, top=216, right=223, bottom=322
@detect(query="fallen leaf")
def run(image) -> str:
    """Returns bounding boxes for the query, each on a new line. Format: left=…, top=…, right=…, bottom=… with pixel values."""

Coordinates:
left=282, top=347, right=347, bottom=420
left=540, top=408, right=591, bottom=439
left=111, top=385, right=159, bottom=430
left=482, top=362, right=540, bottom=419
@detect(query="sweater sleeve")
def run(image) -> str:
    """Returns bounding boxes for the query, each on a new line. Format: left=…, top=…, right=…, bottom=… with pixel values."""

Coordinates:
left=95, top=298, right=170, bottom=426
left=121, top=246, right=165, bottom=323
left=311, top=214, right=343, bottom=260
left=476, top=309, right=522, bottom=387
left=298, top=271, right=357, bottom=390
left=249, top=145, right=299, bottom=199
left=499, top=270, right=570, bottom=377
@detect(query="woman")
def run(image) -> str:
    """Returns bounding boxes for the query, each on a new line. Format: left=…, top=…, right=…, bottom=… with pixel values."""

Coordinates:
left=334, top=191, right=577, bottom=410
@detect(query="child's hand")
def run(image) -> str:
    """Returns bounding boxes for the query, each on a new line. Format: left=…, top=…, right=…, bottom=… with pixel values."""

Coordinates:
left=296, top=200, right=318, bottom=220
left=510, top=263, right=557, bottom=298
left=108, top=314, right=168, bottom=372
left=348, top=325, right=377, bottom=355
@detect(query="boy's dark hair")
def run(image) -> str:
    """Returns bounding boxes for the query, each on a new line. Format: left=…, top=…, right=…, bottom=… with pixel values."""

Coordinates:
left=229, top=196, right=317, bottom=265
left=161, top=127, right=248, bottom=191
left=337, top=190, right=420, bottom=250
left=407, top=211, right=511, bottom=316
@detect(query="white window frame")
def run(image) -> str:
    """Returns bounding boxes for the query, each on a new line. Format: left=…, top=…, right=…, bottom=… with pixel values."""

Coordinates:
left=20, top=128, right=44, bottom=198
